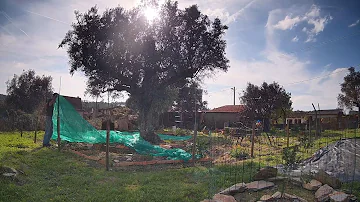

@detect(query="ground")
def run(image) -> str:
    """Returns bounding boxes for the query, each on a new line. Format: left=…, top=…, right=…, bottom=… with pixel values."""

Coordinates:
left=0, top=131, right=359, bottom=202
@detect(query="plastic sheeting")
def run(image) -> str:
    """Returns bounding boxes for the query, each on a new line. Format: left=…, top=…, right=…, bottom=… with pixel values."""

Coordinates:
left=280, top=139, right=360, bottom=182
left=51, top=95, right=192, bottom=160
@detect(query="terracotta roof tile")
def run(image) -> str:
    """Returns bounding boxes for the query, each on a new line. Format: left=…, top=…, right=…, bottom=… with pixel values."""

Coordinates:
left=206, top=105, right=245, bottom=113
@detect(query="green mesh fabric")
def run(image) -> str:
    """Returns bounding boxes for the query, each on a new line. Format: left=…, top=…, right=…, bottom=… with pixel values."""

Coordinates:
left=51, top=95, right=192, bottom=160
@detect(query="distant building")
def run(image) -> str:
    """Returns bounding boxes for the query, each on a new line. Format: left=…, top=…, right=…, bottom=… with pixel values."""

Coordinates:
left=203, top=105, right=246, bottom=129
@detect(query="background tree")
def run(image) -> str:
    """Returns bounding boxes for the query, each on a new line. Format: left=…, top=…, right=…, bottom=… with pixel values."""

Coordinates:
left=5, top=69, right=53, bottom=114
left=338, top=67, right=360, bottom=109
left=173, top=82, right=208, bottom=113
left=241, top=82, right=292, bottom=129
left=59, top=1, right=229, bottom=143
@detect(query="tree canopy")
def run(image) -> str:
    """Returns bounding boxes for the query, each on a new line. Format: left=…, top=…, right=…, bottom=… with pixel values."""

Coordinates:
left=173, top=82, right=208, bottom=113
left=5, top=69, right=53, bottom=114
left=59, top=1, right=229, bottom=142
left=240, top=82, right=292, bottom=120
left=338, top=67, right=360, bottom=109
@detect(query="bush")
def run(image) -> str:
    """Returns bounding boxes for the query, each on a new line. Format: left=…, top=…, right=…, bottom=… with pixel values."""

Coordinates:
left=175, top=128, right=189, bottom=136
left=282, top=146, right=300, bottom=168
left=230, top=147, right=249, bottom=160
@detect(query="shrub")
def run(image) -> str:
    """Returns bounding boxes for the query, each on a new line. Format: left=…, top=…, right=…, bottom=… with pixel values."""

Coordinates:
left=282, top=146, right=300, bottom=168
left=230, top=147, right=249, bottom=160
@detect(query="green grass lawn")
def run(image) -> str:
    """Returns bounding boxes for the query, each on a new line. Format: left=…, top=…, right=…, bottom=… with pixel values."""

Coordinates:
left=0, top=131, right=257, bottom=202
left=1, top=131, right=359, bottom=201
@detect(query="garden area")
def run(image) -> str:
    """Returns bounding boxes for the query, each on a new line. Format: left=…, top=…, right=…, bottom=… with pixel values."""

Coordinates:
left=1, top=129, right=359, bottom=202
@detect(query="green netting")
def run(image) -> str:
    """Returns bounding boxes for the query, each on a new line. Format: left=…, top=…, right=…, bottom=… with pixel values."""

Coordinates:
left=51, top=95, right=192, bottom=160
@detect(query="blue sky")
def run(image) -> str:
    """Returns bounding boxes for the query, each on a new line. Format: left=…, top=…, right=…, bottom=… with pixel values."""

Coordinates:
left=0, top=0, right=360, bottom=110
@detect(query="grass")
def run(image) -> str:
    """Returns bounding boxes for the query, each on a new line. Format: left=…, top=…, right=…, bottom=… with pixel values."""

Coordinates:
left=0, top=131, right=258, bottom=202
left=1, top=131, right=359, bottom=201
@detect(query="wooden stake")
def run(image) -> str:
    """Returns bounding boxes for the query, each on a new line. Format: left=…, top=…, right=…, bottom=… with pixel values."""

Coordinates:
left=286, top=121, right=290, bottom=148
left=57, top=95, right=61, bottom=152
left=34, top=116, right=38, bottom=143
left=106, top=118, right=110, bottom=171
left=251, top=122, right=255, bottom=158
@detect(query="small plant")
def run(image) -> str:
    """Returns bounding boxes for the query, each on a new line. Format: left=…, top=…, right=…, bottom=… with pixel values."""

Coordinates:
left=299, top=135, right=313, bottom=149
left=195, top=136, right=210, bottom=158
left=230, top=147, right=249, bottom=160
left=282, top=146, right=300, bottom=169
left=175, top=128, right=189, bottom=136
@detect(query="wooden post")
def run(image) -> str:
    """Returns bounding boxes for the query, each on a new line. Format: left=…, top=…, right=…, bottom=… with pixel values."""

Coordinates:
left=286, top=121, right=290, bottom=148
left=251, top=122, right=255, bottom=158
left=34, top=116, right=38, bottom=143
left=192, top=86, right=198, bottom=165
left=57, top=95, right=61, bottom=152
left=106, top=118, right=110, bottom=171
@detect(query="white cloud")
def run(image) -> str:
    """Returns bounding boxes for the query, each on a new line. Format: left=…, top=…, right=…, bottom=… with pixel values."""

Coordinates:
left=348, top=19, right=360, bottom=28
left=204, top=6, right=344, bottom=111
left=274, top=15, right=301, bottom=30
left=204, top=0, right=256, bottom=24
left=273, top=4, right=332, bottom=43
left=292, top=35, right=299, bottom=42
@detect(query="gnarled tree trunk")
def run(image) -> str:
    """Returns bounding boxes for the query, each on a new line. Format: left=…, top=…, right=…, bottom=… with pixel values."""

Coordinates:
left=138, top=102, right=162, bottom=144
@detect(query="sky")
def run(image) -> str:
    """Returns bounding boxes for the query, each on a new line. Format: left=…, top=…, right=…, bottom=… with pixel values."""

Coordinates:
left=0, top=0, right=360, bottom=111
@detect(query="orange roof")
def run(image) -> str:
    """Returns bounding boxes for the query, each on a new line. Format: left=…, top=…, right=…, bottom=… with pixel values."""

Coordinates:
left=206, top=105, right=245, bottom=113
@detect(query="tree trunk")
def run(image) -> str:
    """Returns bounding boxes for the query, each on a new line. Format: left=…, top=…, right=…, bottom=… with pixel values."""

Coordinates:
left=139, top=106, right=162, bottom=144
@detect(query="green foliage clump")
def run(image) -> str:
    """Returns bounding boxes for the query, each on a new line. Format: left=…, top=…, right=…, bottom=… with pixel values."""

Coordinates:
left=282, top=146, right=300, bottom=168
left=175, top=128, right=190, bottom=136
left=230, top=147, right=249, bottom=160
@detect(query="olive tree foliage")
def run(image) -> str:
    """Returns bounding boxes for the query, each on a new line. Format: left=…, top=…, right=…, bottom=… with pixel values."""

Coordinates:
left=59, top=1, right=229, bottom=143
left=241, top=82, right=292, bottom=120
left=338, top=67, right=360, bottom=109
left=5, top=69, right=53, bottom=114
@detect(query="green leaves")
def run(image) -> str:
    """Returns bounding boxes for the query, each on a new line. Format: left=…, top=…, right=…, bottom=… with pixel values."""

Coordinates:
left=338, top=67, right=360, bottom=109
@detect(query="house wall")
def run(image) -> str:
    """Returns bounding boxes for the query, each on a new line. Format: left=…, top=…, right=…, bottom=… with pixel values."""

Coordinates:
left=286, top=118, right=306, bottom=124
left=203, top=112, right=239, bottom=129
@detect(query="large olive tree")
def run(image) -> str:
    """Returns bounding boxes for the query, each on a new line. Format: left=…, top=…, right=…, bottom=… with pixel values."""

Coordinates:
left=59, top=1, right=229, bottom=143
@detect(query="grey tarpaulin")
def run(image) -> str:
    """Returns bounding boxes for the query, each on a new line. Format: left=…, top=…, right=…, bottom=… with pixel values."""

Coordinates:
left=280, top=139, right=360, bottom=182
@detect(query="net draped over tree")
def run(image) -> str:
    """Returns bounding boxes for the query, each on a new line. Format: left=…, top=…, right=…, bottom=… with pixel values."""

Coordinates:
left=59, top=1, right=229, bottom=143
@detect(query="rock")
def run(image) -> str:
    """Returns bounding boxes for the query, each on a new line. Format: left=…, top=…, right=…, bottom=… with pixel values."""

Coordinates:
left=303, top=179, right=322, bottom=191
left=314, top=170, right=342, bottom=189
left=259, top=195, right=272, bottom=201
left=271, top=191, right=282, bottom=199
left=0, top=166, right=18, bottom=174
left=212, top=194, right=237, bottom=202
left=113, top=159, right=120, bottom=163
left=329, top=191, right=349, bottom=202
left=219, top=183, right=246, bottom=195
left=315, top=184, right=334, bottom=202
left=253, top=167, right=278, bottom=180
left=246, top=181, right=274, bottom=191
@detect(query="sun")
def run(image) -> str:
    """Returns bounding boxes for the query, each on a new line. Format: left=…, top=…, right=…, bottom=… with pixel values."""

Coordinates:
left=144, top=7, right=159, bottom=22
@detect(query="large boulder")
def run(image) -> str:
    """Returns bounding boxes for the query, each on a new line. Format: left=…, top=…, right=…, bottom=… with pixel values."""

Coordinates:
left=314, top=170, right=341, bottom=189
left=253, top=166, right=278, bottom=180
left=315, top=184, right=334, bottom=202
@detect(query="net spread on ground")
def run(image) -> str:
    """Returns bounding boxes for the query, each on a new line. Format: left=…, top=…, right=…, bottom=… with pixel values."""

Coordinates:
left=51, top=95, right=192, bottom=160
